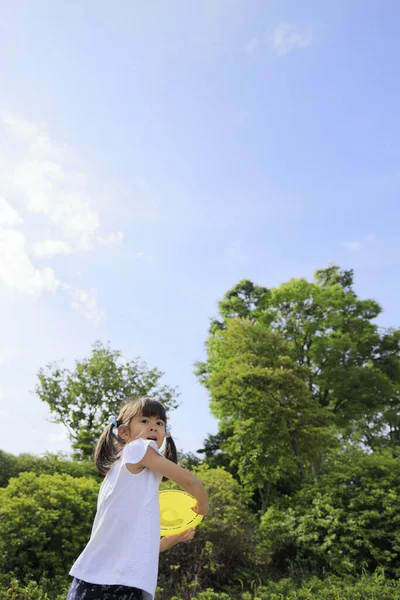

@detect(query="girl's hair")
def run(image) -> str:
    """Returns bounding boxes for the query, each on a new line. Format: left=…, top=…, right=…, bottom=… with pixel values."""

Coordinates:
left=94, top=396, right=177, bottom=478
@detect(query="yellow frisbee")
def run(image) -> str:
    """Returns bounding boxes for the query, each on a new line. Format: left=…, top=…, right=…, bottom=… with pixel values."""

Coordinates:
left=159, top=490, right=204, bottom=537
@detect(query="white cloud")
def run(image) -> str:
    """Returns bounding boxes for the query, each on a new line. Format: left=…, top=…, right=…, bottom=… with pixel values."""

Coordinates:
left=0, top=225, right=103, bottom=321
left=136, top=251, right=155, bottom=261
left=98, top=230, right=124, bottom=246
left=1, top=111, right=56, bottom=162
left=12, top=161, right=100, bottom=249
left=341, top=241, right=361, bottom=251
left=0, top=110, right=109, bottom=250
left=341, top=235, right=377, bottom=252
left=0, top=197, right=23, bottom=227
left=33, top=239, right=73, bottom=258
left=270, top=22, right=313, bottom=56
left=0, top=109, right=128, bottom=323
left=61, top=283, right=104, bottom=326
left=0, top=227, right=60, bottom=295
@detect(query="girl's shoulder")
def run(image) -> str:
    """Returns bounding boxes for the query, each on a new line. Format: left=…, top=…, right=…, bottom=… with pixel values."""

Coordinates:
left=123, top=438, right=161, bottom=466
left=99, top=440, right=162, bottom=503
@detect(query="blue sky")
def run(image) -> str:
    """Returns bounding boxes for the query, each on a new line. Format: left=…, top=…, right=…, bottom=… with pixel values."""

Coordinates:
left=0, top=0, right=399, bottom=457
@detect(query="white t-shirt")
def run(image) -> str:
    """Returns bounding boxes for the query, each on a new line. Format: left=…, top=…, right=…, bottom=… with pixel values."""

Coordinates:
left=70, top=438, right=163, bottom=600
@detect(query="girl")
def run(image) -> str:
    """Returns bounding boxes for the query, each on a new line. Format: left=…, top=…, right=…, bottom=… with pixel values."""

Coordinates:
left=67, top=396, right=208, bottom=600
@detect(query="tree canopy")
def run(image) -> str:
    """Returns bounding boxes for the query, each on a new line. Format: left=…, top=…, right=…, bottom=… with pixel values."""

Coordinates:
left=35, top=341, right=179, bottom=459
left=197, top=265, right=400, bottom=510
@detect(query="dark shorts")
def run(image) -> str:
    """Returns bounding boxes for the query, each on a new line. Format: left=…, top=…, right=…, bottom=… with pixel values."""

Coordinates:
left=67, top=577, right=143, bottom=600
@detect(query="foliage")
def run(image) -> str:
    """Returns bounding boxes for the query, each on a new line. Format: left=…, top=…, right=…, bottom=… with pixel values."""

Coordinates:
left=158, top=466, right=257, bottom=600
left=250, top=571, right=400, bottom=600
left=167, top=572, right=400, bottom=599
left=35, top=341, right=179, bottom=459
left=196, top=318, right=333, bottom=511
left=0, top=472, right=98, bottom=583
left=172, top=592, right=231, bottom=600
left=1, top=574, right=399, bottom=600
left=0, top=449, right=100, bottom=487
left=196, top=427, right=237, bottom=474
left=2, top=265, right=400, bottom=598
left=0, top=462, right=257, bottom=600
left=199, top=266, right=400, bottom=453
left=0, top=576, right=69, bottom=600
left=258, top=447, right=400, bottom=578
left=177, top=450, right=202, bottom=471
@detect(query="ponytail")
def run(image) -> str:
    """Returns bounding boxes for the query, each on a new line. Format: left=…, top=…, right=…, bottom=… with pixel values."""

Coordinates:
left=162, top=435, right=178, bottom=482
left=164, top=435, right=177, bottom=464
left=94, top=422, right=124, bottom=475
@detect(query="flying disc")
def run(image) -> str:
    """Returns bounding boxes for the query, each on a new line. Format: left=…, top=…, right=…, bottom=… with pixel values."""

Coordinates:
left=159, top=490, right=204, bottom=537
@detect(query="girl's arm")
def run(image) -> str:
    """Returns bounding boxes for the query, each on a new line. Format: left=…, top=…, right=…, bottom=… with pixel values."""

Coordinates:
left=139, top=448, right=209, bottom=515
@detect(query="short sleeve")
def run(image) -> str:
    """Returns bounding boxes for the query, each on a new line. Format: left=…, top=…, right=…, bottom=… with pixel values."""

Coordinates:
left=123, top=438, right=160, bottom=465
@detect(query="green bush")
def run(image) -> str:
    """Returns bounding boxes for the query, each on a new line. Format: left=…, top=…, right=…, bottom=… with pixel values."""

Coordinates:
left=0, top=449, right=100, bottom=488
left=252, top=571, right=400, bottom=599
left=0, top=573, right=399, bottom=600
left=259, top=448, right=400, bottom=577
left=158, top=466, right=257, bottom=599
left=171, top=591, right=231, bottom=600
left=168, top=572, right=400, bottom=599
left=0, top=576, right=69, bottom=600
left=0, top=472, right=98, bottom=583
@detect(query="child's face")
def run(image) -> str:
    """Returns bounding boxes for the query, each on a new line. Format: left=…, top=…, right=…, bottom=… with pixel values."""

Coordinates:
left=126, top=411, right=166, bottom=449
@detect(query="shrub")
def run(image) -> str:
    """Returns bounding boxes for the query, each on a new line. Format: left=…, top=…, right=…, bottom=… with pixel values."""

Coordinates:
left=0, top=450, right=99, bottom=488
left=0, top=472, right=98, bottom=583
left=0, top=576, right=69, bottom=600
left=258, top=449, right=400, bottom=577
left=158, top=466, right=257, bottom=600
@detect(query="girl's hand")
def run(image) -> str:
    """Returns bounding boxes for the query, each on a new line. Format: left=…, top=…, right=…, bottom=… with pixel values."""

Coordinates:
left=172, top=529, right=195, bottom=544
left=191, top=502, right=209, bottom=516
left=159, top=529, right=195, bottom=552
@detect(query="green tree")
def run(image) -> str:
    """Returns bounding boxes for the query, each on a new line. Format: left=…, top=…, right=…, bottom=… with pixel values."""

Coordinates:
left=199, top=265, right=400, bottom=458
left=197, top=319, right=332, bottom=512
left=0, top=472, right=98, bottom=583
left=258, top=447, right=400, bottom=578
left=35, top=341, right=179, bottom=459
left=177, top=450, right=202, bottom=471
left=0, top=450, right=18, bottom=487
left=196, top=427, right=236, bottom=473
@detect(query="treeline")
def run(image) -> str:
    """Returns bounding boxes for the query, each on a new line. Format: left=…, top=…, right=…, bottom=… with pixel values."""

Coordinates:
left=1, top=265, right=400, bottom=599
